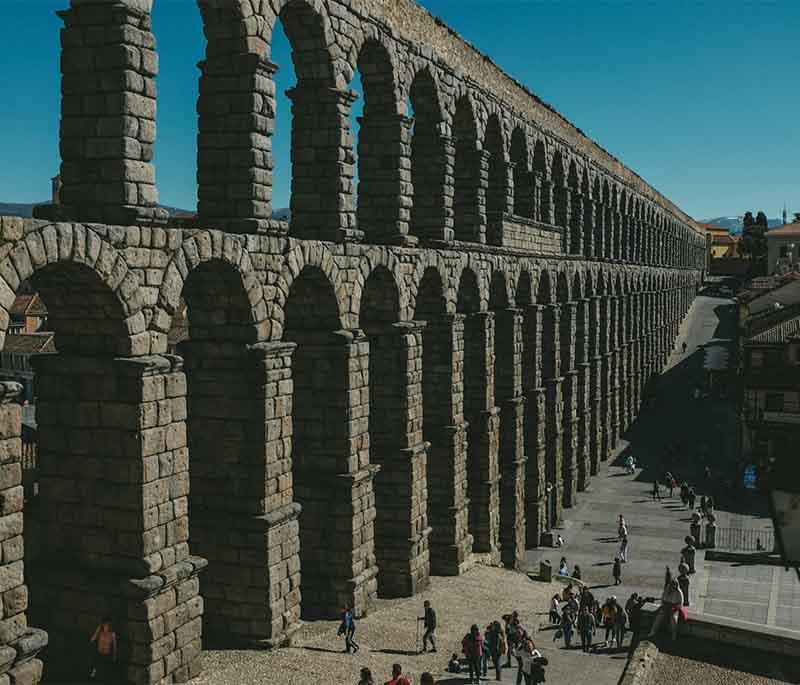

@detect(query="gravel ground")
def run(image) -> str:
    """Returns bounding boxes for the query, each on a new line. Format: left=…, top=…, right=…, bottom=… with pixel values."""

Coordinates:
left=650, top=641, right=800, bottom=685
left=190, top=565, right=555, bottom=685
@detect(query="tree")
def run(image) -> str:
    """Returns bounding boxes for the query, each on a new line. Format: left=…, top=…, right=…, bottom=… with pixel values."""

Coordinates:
left=741, top=209, right=768, bottom=275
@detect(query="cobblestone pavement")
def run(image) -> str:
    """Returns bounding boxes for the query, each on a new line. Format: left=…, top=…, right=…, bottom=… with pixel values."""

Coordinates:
left=190, top=565, right=627, bottom=685
left=525, top=295, right=799, bottom=635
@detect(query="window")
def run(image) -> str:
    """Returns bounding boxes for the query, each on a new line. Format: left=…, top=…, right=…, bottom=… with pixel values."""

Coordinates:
left=765, top=393, right=784, bottom=412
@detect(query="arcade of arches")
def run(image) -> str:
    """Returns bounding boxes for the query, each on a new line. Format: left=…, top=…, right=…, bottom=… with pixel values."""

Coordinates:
left=0, top=0, right=706, bottom=683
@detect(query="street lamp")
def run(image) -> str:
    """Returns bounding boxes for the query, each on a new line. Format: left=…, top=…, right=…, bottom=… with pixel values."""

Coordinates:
left=767, top=455, right=800, bottom=578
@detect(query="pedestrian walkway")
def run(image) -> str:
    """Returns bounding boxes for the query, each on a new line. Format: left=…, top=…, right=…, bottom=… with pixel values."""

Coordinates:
left=524, top=295, right=795, bottom=637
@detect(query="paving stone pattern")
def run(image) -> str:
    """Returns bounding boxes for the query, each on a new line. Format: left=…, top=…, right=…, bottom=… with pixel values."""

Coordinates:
left=0, top=0, right=709, bottom=683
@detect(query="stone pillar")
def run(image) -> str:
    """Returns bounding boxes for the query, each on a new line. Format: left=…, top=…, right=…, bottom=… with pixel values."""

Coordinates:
left=454, top=146, right=488, bottom=244
left=291, top=330, right=378, bottom=617
left=286, top=85, right=362, bottom=242
left=543, top=305, right=563, bottom=527
left=180, top=340, right=301, bottom=646
left=368, top=323, right=430, bottom=597
left=36, top=1, right=168, bottom=226
left=582, top=192, right=595, bottom=258
left=523, top=306, right=546, bottom=548
left=560, top=303, right=578, bottom=507
left=553, top=183, right=570, bottom=251
left=411, top=134, right=455, bottom=243
left=357, top=114, right=416, bottom=246
left=599, top=297, right=613, bottom=461
left=422, top=315, right=472, bottom=575
left=574, top=299, right=591, bottom=491
left=29, top=355, right=205, bottom=684
left=196, top=54, right=277, bottom=234
left=608, top=296, right=621, bottom=448
left=595, top=200, right=606, bottom=258
left=533, top=172, right=544, bottom=223
left=464, top=313, right=500, bottom=560
left=541, top=178, right=554, bottom=226
left=587, top=297, right=603, bottom=476
left=494, top=309, right=526, bottom=569
left=0, top=383, right=47, bottom=685
left=570, top=190, right=584, bottom=255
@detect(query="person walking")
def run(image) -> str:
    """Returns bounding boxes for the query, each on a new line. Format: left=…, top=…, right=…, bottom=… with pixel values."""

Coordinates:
left=484, top=621, right=502, bottom=681
left=617, top=514, right=627, bottom=540
left=652, top=480, right=661, bottom=501
left=613, top=600, right=627, bottom=649
left=688, top=487, right=696, bottom=510
left=418, top=600, right=437, bottom=653
left=680, top=481, right=689, bottom=506
left=601, top=598, right=618, bottom=648
left=462, top=624, right=484, bottom=685
left=358, top=667, right=375, bottom=685
left=619, top=536, right=629, bottom=563
left=682, top=341, right=687, bottom=354
left=559, top=608, right=574, bottom=648
left=681, top=539, right=697, bottom=574
left=613, top=557, right=622, bottom=585
left=668, top=476, right=676, bottom=498
left=699, top=494, right=707, bottom=515
left=625, top=593, right=643, bottom=647
left=549, top=594, right=561, bottom=624
left=577, top=605, right=596, bottom=653
left=338, top=606, right=359, bottom=653
left=678, top=568, right=690, bottom=607
left=384, top=664, right=411, bottom=685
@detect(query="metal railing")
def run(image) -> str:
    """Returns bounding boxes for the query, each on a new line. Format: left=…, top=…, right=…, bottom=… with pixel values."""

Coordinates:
left=713, top=526, right=774, bottom=552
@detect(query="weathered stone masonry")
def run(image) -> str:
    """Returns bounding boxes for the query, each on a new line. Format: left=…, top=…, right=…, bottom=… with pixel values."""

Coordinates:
left=4, top=0, right=706, bottom=682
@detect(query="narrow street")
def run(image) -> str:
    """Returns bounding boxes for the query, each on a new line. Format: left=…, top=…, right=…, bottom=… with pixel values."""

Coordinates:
left=525, top=294, right=799, bottom=632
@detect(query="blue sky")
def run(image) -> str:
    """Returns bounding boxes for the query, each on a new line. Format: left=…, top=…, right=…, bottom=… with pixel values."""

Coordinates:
left=1, top=0, right=798, bottom=221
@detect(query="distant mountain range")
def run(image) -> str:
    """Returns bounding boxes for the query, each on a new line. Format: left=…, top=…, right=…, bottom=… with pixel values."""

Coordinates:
left=702, top=216, right=785, bottom=234
left=0, top=202, right=291, bottom=221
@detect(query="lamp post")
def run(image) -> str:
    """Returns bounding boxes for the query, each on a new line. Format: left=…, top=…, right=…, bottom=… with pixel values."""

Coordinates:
left=767, top=455, right=800, bottom=579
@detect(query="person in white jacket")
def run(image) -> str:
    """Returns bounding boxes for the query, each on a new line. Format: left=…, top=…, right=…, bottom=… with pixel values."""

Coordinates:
left=648, top=579, right=685, bottom=640
left=517, top=639, right=542, bottom=685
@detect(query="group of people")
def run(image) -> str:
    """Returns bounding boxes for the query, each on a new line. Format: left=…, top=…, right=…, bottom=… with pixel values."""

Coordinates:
left=450, top=610, right=547, bottom=684
left=549, top=582, right=646, bottom=653
left=357, top=665, right=432, bottom=685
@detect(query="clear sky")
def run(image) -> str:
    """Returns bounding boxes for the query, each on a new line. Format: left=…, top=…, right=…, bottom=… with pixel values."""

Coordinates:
left=1, top=0, right=798, bottom=221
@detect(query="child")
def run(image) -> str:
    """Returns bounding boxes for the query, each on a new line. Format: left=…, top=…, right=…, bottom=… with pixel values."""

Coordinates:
left=613, top=557, right=622, bottom=585
left=447, top=653, right=461, bottom=673
left=549, top=594, right=561, bottom=624
left=89, top=616, right=118, bottom=681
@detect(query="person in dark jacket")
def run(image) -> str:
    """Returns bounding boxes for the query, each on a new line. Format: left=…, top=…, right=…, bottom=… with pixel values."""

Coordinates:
left=483, top=621, right=502, bottom=681
left=577, top=605, right=596, bottom=652
left=418, top=600, right=437, bottom=653
left=338, top=606, right=358, bottom=653
left=462, top=624, right=484, bottom=685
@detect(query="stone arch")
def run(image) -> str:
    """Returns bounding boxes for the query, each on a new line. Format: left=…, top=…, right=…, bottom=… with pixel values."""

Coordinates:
left=410, top=253, right=454, bottom=316
left=510, top=126, right=533, bottom=219
left=351, top=249, right=409, bottom=328
left=516, top=268, right=534, bottom=307
left=0, top=224, right=144, bottom=356
left=352, top=35, right=405, bottom=242
left=489, top=269, right=511, bottom=310
left=273, top=243, right=344, bottom=340
left=536, top=268, right=554, bottom=304
left=533, top=138, right=548, bottom=223
left=196, top=0, right=341, bottom=231
left=567, top=159, right=580, bottom=254
left=484, top=113, right=508, bottom=237
left=453, top=94, right=482, bottom=242
left=551, top=150, right=567, bottom=231
left=282, top=260, right=358, bottom=620
left=407, top=67, right=448, bottom=240
left=456, top=267, right=482, bottom=315
left=157, top=230, right=265, bottom=343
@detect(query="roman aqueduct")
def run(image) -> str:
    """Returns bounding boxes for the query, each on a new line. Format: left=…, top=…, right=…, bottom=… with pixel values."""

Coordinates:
left=0, top=0, right=705, bottom=682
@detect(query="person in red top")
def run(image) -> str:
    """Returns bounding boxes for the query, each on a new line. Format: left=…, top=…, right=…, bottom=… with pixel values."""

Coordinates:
left=384, top=663, right=411, bottom=685
left=462, top=624, right=484, bottom=684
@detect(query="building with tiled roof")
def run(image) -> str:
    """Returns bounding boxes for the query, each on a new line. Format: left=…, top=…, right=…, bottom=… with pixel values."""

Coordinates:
left=8, top=293, right=48, bottom=335
left=740, top=304, right=800, bottom=477
left=767, top=214, right=800, bottom=274
left=0, top=332, right=56, bottom=403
